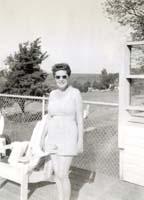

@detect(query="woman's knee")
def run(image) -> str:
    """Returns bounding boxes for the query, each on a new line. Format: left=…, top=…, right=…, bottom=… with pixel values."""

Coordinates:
left=53, top=155, right=72, bottom=181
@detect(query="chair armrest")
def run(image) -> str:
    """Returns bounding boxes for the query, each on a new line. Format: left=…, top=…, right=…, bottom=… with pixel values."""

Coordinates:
left=19, top=145, right=58, bottom=163
left=0, top=144, right=13, bottom=152
left=3, top=144, right=13, bottom=150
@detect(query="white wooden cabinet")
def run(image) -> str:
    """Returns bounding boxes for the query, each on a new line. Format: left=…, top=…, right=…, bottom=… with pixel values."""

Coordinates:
left=119, top=41, right=144, bottom=186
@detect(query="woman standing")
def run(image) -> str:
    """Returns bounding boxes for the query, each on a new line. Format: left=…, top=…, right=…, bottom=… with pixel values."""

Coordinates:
left=45, top=63, right=83, bottom=200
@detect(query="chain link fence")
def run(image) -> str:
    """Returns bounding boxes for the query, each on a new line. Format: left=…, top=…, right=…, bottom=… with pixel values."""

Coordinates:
left=0, top=94, right=119, bottom=178
left=73, top=103, right=118, bottom=178
left=0, top=94, right=45, bottom=142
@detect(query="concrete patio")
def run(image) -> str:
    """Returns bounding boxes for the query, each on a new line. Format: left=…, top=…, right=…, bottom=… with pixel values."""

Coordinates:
left=0, top=167, right=144, bottom=200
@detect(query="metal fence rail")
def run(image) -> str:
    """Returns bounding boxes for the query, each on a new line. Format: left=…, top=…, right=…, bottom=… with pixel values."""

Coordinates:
left=0, top=94, right=119, bottom=178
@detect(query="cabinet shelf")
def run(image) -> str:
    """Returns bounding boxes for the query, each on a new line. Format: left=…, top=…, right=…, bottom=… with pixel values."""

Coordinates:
left=126, top=106, right=144, bottom=111
left=126, top=75, right=144, bottom=79
left=128, top=117, right=144, bottom=124
left=127, top=41, right=144, bottom=46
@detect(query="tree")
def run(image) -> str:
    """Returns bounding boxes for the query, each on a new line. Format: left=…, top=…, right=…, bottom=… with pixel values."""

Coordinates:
left=72, top=80, right=91, bottom=92
left=2, top=38, right=50, bottom=113
left=92, top=80, right=97, bottom=89
left=100, top=68, right=109, bottom=89
left=103, top=0, right=144, bottom=40
left=82, top=81, right=90, bottom=93
left=86, top=81, right=91, bottom=88
left=92, top=80, right=104, bottom=90
left=91, top=69, right=119, bottom=90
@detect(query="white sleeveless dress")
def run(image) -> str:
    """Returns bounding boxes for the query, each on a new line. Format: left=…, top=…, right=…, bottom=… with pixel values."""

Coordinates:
left=45, top=86, right=82, bottom=156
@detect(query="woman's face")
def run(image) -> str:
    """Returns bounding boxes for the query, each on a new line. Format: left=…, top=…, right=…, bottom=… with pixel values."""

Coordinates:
left=54, top=70, right=69, bottom=90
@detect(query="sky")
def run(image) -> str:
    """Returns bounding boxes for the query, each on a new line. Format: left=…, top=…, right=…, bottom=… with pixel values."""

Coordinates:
left=0, top=0, right=130, bottom=74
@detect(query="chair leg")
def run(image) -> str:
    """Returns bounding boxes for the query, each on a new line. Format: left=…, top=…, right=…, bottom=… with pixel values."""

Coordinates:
left=0, top=178, right=7, bottom=188
left=20, top=174, right=28, bottom=200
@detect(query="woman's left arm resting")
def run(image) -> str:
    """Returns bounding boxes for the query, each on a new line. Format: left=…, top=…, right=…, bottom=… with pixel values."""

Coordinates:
left=75, top=89, right=84, bottom=153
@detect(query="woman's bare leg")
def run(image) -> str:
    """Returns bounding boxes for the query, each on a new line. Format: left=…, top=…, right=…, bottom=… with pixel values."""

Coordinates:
left=51, top=155, right=63, bottom=200
left=51, top=155, right=73, bottom=200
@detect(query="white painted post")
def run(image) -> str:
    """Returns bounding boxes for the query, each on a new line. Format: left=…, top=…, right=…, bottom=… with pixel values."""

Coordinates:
left=119, top=43, right=131, bottom=180
left=20, top=168, right=28, bottom=200
left=0, top=138, right=6, bottom=157
left=119, top=43, right=131, bottom=128
left=42, top=96, right=45, bottom=119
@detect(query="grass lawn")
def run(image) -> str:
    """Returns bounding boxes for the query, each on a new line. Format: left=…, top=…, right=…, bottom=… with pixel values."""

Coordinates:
left=82, top=90, right=118, bottom=103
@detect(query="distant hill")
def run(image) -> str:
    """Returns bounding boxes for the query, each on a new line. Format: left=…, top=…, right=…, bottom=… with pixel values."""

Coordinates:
left=45, top=73, right=100, bottom=89
left=71, top=73, right=100, bottom=84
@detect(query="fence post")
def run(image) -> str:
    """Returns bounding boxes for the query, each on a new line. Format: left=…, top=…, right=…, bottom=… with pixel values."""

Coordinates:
left=42, top=96, right=45, bottom=119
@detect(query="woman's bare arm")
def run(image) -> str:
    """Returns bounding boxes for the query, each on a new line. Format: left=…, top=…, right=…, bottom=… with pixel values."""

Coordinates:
left=75, top=89, right=83, bottom=153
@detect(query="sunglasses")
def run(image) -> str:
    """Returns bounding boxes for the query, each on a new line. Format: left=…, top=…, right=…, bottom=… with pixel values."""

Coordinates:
left=55, top=75, right=68, bottom=79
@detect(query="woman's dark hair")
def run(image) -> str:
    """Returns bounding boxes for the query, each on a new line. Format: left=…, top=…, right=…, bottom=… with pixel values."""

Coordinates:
left=52, top=63, right=71, bottom=77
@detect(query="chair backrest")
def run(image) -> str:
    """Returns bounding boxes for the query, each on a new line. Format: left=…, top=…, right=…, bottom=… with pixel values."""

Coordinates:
left=8, top=116, right=48, bottom=167
left=0, top=113, right=4, bottom=136
left=0, top=113, right=5, bottom=156
left=8, top=141, right=29, bottom=167
left=83, top=104, right=90, bottom=119
left=27, top=114, right=48, bottom=156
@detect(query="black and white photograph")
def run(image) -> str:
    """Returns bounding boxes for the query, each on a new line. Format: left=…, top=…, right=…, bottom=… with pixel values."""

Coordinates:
left=0, top=0, right=144, bottom=200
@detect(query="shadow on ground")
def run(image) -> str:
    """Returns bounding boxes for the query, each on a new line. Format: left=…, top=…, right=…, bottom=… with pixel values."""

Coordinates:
left=70, top=167, right=96, bottom=200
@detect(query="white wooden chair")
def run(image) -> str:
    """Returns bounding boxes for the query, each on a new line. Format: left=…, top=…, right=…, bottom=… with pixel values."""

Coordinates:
left=0, top=114, right=57, bottom=200
left=0, top=113, right=5, bottom=157
left=0, top=104, right=95, bottom=200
